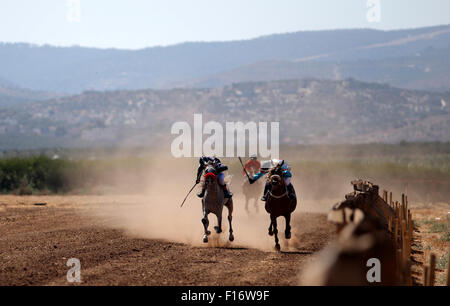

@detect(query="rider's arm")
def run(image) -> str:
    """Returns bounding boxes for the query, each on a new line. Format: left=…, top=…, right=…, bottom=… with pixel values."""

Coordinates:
left=196, top=158, right=205, bottom=182
left=214, top=157, right=228, bottom=173
left=282, top=170, right=292, bottom=178
left=217, top=164, right=228, bottom=173
left=252, top=171, right=265, bottom=181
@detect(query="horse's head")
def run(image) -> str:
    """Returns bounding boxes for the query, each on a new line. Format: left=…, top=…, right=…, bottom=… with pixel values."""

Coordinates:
left=204, top=164, right=218, bottom=186
left=268, top=162, right=283, bottom=183
left=268, top=174, right=283, bottom=188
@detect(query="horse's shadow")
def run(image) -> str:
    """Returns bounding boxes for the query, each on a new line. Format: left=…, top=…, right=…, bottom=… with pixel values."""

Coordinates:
left=277, top=238, right=313, bottom=254
left=216, top=246, right=248, bottom=250
left=194, top=244, right=248, bottom=250
left=279, top=250, right=313, bottom=255
left=199, top=234, right=248, bottom=250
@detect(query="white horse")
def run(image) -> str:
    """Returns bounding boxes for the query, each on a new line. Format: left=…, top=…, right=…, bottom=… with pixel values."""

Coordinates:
left=201, top=164, right=234, bottom=243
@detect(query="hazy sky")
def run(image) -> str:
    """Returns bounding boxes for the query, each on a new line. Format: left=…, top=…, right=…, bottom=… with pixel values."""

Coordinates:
left=1, top=0, right=450, bottom=49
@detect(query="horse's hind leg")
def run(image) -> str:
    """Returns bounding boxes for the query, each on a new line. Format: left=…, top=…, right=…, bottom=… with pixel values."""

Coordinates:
left=268, top=220, right=273, bottom=236
left=254, top=197, right=259, bottom=213
left=271, top=215, right=280, bottom=251
left=201, top=211, right=210, bottom=243
left=226, top=200, right=234, bottom=241
left=284, top=214, right=291, bottom=239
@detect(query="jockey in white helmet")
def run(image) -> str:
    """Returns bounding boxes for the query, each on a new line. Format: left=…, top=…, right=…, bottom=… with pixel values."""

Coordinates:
left=249, top=159, right=295, bottom=201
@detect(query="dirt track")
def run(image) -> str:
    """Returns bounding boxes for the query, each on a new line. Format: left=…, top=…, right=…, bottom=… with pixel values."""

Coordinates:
left=0, top=195, right=335, bottom=286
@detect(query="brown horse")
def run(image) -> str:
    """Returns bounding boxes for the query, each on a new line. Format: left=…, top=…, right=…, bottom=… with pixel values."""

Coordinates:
left=265, top=167, right=297, bottom=251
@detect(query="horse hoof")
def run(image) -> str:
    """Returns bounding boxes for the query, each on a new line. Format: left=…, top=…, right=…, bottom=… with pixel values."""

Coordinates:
left=214, top=226, right=222, bottom=234
left=203, top=235, right=208, bottom=243
left=268, top=230, right=273, bottom=236
left=229, top=234, right=234, bottom=242
left=285, top=232, right=291, bottom=239
left=275, top=244, right=281, bottom=251
left=206, top=230, right=211, bottom=236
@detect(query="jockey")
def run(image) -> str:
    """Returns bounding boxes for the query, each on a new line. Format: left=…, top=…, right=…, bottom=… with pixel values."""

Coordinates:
left=196, top=156, right=232, bottom=198
left=249, top=159, right=296, bottom=201
left=243, top=154, right=261, bottom=176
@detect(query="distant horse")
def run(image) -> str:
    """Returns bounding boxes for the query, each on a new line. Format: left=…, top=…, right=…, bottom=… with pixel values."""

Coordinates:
left=201, top=163, right=234, bottom=243
left=265, top=165, right=297, bottom=251
left=242, top=171, right=262, bottom=214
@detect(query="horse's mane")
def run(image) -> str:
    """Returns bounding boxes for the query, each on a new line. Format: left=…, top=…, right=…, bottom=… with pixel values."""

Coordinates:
left=268, top=165, right=283, bottom=178
left=205, top=161, right=218, bottom=174
left=206, top=160, right=216, bottom=167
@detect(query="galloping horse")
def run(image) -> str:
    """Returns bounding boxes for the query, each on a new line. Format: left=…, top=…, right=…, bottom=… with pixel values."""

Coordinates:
left=242, top=170, right=262, bottom=214
left=201, top=163, right=234, bottom=243
left=265, top=164, right=297, bottom=250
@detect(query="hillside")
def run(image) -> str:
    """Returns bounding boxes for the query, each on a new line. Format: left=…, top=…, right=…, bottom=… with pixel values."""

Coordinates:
left=175, top=47, right=450, bottom=92
left=1, top=25, right=450, bottom=93
left=0, top=79, right=448, bottom=150
left=0, top=85, right=63, bottom=108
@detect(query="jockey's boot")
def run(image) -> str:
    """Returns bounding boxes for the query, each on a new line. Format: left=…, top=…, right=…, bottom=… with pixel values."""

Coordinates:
left=197, top=187, right=206, bottom=198
left=222, top=184, right=233, bottom=198
left=287, top=183, right=296, bottom=200
left=261, top=182, right=271, bottom=201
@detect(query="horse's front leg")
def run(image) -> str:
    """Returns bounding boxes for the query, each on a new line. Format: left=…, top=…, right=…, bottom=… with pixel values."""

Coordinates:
left=201, top=209, right=210, bottom=243
left=284, top=214, right=291, bottom=239
left=271, top=214, right=280, bottom=251
left=227, top=200, right=234, bottom=242
left=244, top=196, right=249, bottom=214
left=268, top=219, right=273, bottom=236
left=214, top=211, right=223, bottom=234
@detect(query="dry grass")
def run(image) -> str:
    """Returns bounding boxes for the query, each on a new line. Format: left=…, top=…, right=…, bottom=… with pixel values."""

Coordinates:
left=412, top=203, right=450, bottom=286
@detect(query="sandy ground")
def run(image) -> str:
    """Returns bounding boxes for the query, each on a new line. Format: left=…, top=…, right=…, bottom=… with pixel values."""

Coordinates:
left=409, top=202, right=450, bottom=286
left=0, top=194, right=336, bottom=286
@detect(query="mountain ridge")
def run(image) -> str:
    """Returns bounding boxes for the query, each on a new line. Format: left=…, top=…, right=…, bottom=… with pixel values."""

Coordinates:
left=1, top=24, right=450, bottom=93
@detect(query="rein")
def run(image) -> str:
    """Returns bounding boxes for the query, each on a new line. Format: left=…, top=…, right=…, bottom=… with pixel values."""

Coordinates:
left=268, top=189, right=288, bottom=199
left=267, top=173, right=289, bottom=199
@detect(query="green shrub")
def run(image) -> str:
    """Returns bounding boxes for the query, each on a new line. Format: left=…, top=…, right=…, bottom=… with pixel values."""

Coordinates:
left=0, top=156, right=75, bottom=194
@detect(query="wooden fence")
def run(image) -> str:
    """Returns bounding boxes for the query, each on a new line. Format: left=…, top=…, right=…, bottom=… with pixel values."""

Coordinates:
left=323, top=180, right=449, bottom=286
left=383, top=189, right=450, bottom=286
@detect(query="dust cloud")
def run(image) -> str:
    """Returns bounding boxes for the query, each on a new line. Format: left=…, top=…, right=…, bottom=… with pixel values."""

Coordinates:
left=86, top=150, right=338, bottom=251
left=85, top=143, right=436, bottom=251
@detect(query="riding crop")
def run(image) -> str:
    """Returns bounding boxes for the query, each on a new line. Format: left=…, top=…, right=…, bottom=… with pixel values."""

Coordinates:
left=180, top=182, right=198, bottom=208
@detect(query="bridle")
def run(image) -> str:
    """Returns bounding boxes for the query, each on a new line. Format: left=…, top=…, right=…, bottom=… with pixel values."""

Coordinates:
left=267, top=173, right=288, bottom=199
left=203, top=163, right=230, bottom=204
left=203, top=164, right=218, bottom=186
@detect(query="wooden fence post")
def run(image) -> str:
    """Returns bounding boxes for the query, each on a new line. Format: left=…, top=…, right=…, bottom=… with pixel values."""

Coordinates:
left=447, top=252, right=450, bottom=286
left=427, top=254, right=436, bottom=286
left=423, top=265, right=429, bottom=286
left=402, top=220, right=408, bottom=263
left=394, top=217, right=399, bottom=249
left=397, top=249, right=403, bottom=281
